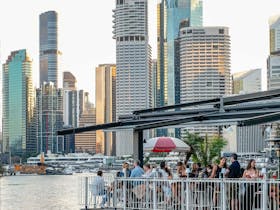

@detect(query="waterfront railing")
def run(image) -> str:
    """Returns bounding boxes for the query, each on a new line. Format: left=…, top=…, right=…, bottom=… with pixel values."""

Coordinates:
left=80, top=175, right=280, bottom=209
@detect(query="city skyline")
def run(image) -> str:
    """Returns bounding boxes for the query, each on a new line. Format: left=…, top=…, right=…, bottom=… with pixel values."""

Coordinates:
left=0, top=0, right=279, bottom=102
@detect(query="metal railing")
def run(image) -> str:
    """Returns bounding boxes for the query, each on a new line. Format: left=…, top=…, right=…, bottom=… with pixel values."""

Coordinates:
left=80, top=176, right=280, bottom=210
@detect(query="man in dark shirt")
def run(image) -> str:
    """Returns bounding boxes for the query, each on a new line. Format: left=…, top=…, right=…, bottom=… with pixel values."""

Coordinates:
left=227, top=153, right=241, bottom=210
left=228, top=153, right=241, bottom=178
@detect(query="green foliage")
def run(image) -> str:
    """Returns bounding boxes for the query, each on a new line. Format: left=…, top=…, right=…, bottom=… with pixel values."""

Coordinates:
left=182, top=132, right=227, bottom=166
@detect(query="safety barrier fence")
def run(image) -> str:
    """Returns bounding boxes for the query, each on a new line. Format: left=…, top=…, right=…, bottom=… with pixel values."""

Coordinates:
left=80, top=175, right=280, bottom=210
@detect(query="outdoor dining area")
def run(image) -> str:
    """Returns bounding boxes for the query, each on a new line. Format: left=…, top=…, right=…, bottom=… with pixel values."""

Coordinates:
left=79, top=136, right=280, bottom=210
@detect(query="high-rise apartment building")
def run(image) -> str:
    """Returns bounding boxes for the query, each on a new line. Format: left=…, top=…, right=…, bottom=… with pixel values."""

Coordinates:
left=179, top=27, right=231, bottom=135
left=157, top=0, right=203, bottom=107
left=40, top=11, right=61, bottom=88
left=180, top=27, right=231, bottom=102
left=113, top=0, right=152, bottom=156
left=95, top=64, right=116, bottom=156
left=268, top=16, right=280, bottom=90
left=36, top=82, right=64, bottom=153
left=2, top=50, right=36, bottom=156
left=233, top=69, right=261, bottom=94
left=75, top=106, right=96, bottom=153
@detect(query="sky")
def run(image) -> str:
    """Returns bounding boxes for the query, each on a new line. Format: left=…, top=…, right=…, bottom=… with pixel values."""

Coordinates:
left=0, top=0, right=280, bottom=103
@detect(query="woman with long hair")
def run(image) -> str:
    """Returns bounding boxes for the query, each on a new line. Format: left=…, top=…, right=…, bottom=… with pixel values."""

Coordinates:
left=210, top=157, right=227, bottom=178
left=242, top=159, right=260, bottom=210
left=209, top=157, right=228, bottom=207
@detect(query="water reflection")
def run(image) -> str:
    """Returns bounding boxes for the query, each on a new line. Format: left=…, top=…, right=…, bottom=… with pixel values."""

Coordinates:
left=0, top=175, right=80, bottom=210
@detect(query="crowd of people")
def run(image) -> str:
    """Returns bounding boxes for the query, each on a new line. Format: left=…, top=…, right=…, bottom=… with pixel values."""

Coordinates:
left=92, top=154, right=279, bottom=209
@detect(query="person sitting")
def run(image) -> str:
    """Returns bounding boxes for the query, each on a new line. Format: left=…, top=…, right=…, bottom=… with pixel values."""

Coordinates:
left=92, top=170, right=107, bottom=208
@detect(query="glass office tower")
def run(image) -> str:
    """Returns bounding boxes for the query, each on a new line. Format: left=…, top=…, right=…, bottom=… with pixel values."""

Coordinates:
left=40, top=11, right=61, bottom=88
left=157, top=0, right=202, bottom=106
left=2, top=50, right=36, bottom=156
left=36, top=82, right=63, bottom=153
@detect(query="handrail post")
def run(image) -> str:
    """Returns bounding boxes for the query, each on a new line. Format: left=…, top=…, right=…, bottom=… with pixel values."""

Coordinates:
left=262, top=178, right=268, bottom=210
left=123, top=179, right=127, bottom=210
left=153, top=178, right=157, bottom=210
left=221, top=179, right=226, bottom=210
left=185, top=179, right=189, bottom=210
left=181, top=179, right=184, bottom=210
left=113, top=177, right=117, bottom=208
left=85, top=176, right=88, bottom=210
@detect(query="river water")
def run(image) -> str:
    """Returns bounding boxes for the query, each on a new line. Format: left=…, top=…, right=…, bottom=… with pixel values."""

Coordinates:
left=0, top=175, right=81, bottom=210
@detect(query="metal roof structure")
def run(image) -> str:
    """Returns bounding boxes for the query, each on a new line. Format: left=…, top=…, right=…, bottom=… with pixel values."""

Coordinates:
left=57, top=88, right=280, bottom=165
left=58, top=89, right=280, bottom=135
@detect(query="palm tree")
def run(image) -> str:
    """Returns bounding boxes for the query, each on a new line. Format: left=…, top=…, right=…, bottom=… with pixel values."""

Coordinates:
left=182, top=132, right=227, bottom=166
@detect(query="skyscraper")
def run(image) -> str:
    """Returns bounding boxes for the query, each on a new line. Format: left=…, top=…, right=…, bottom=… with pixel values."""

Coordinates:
left=179, top=26, right=231, bottom=135
left=113, top=0, right=152, bottom=156
left=95, top=64, right=116, bottom=155
left=36, top=82, right=64, bottom=153
left=267, top=15, right=280, bottom=145
left=2, top=50, right=36, bottom=156
left=157, top=0, right=203, bottom=107
left=40, top=11, right=61, bottom=88
left=232, top=69, right=261, bottom=94
left=179, top=27, right=231, bottom=103
left=267, top=15, right=280, bottom=90
left=75, top=106, right=96, bottom=154
left=63, top=71, right=79, bottom=128
left=151, top=59, right=157, bottom=108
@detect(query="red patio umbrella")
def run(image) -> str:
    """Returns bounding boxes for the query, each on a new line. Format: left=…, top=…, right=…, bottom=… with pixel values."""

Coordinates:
left=144, top=137, right=190, bottom=153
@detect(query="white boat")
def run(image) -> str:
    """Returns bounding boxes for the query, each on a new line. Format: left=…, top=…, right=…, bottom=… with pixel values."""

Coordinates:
left=27, top=152, right=114, bottom=166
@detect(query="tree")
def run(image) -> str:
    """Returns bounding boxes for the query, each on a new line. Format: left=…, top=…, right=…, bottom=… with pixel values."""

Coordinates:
left=182, top=132, right=227, bottom=166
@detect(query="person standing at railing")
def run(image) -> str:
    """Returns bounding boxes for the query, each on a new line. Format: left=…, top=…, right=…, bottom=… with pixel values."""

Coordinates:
left=210, top=157, right=228, bottom=207
left=158, top=161, right=169, bottom=179
left=119, top=162, right=131, bottom=178
left=130, top=160, right=144, bottom=178
left=227, top=153, right=241, bottom=210
left=210, top=157, right=227, bottom=178
left=176, top=161, right=187, bottom=178
left=143, top=163, right=153, bottom=178
left=189, top=163, right=202, bottom=178
left=242, top=159, right=260, bottom=210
